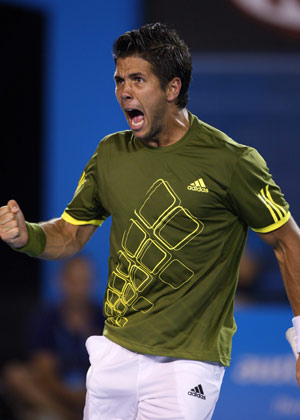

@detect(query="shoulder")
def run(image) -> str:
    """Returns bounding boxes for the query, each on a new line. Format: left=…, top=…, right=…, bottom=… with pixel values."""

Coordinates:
left=97, top=130, right=133, bottom=151
left=195, top=116, right=250, bottom=154
left=91, top=130, right=136, bottom=167
left=189, top=113, right=260, bottom=169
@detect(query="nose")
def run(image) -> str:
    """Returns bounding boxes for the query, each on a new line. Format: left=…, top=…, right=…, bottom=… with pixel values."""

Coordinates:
left=120, top=80, right=133, bottom=101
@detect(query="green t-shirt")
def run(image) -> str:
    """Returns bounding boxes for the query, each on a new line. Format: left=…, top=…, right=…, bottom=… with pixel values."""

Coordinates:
left=62, top=113, right=290, bottom=366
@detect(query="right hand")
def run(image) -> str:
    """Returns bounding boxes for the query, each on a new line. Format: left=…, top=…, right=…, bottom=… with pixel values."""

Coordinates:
left=0, top=200, right=28, bottom=248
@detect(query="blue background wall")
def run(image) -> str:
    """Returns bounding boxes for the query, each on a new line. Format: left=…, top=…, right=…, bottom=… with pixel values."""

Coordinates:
left=1, top=0, right=142, bottom=301
left=1, top=1, right=300, bottom=418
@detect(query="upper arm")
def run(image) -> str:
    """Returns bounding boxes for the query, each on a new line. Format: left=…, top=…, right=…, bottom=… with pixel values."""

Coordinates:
left=258, top=216, right=300, bottom=257
left=58, top=218, right=98, bottom=248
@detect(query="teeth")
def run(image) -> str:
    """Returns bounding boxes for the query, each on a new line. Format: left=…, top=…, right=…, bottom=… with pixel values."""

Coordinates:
left=132, top=119, right=143, bottom=127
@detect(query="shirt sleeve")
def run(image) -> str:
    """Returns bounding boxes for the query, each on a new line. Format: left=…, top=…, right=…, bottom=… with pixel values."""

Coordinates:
left=227, top=148, right=290, bottom=233
left=62, top=146, right=110, bottom=226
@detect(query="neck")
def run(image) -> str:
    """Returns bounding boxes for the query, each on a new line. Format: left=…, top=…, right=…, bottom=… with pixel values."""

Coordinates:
left=143, top=108, right=189, bottom=148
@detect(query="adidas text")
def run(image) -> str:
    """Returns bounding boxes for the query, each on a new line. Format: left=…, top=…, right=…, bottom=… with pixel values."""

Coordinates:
left=188, top=384, right=206, bottom=400
left=188, top=390, right=206, bottom=399
left=187, top=178, right=209, bottom=193
left=187, top=186, right=208, bottom=193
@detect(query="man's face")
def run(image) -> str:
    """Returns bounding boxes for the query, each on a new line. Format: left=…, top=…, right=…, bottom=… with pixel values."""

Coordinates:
left=114, top=56, right=169, bottom=142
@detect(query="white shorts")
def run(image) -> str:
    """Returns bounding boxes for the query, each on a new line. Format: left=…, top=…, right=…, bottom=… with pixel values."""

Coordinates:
left=84, top=336, right=225, bottom=420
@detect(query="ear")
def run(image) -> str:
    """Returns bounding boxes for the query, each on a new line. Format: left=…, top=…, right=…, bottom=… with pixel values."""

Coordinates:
left=166, top=77, right=182, bottom=103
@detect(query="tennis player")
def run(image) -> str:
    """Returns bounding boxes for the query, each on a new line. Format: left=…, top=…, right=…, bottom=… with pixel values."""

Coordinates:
left=1, top=23, right=300, bottom=420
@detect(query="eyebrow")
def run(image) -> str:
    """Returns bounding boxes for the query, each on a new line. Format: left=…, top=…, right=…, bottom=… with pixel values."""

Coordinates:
left=114, top=72, right=146, bottom=81
left=129, top=72, right=145, bottom=78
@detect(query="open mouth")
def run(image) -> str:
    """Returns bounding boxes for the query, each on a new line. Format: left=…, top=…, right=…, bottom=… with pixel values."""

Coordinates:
left=126, top=109, right=145, bottom=129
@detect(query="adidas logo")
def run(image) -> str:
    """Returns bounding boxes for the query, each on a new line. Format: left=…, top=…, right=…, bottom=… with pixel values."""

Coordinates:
left=188, top=384, right=206, bottom=400
left=187, top=178, right=209, bottom=193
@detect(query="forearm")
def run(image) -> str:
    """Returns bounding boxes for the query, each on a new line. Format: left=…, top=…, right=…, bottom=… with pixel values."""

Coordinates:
left=1, top=201, right=97, bottom=261
left=279, top=237, right=300, bottom=389
left=40, top=218, right=83, bottom=260
left=259, top=218, right=300, bottom=388
left=274, top=242, right=300, bottom=316
left=16, top=218, right=97, bottom=260
left=259, top=217, right=300, bottom=315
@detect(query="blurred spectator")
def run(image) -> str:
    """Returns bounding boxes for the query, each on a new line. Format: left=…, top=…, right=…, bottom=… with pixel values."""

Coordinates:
left=237, top=229, right=289, bottom=304
left=2, top=255, right=105, bottom=420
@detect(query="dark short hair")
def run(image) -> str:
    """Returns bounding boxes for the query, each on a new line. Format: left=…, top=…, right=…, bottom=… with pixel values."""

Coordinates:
left=113, top=23, right=192, bottom=109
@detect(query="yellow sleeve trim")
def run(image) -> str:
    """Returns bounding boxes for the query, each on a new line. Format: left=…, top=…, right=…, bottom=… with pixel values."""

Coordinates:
left=61, top=211, right=103, bottom=227
left=251, top=211, right=290, bottom=233
left=257, top=185, right=287, bottom=224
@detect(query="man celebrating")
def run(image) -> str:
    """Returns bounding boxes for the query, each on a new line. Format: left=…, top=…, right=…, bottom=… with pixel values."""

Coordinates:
left=1, top=23, right=300, bottom=420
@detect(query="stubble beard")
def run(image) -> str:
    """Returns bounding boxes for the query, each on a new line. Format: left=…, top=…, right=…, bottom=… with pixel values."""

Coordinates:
left=139, top=106, right=166, bottom=145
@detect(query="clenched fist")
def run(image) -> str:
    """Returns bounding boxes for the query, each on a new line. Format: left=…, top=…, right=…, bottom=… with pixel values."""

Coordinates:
left=0, top=200, right=28, bottom=248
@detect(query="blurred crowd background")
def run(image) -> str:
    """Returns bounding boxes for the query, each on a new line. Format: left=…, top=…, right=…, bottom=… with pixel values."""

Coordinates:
left=1, top=0, right=300, bottom=419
